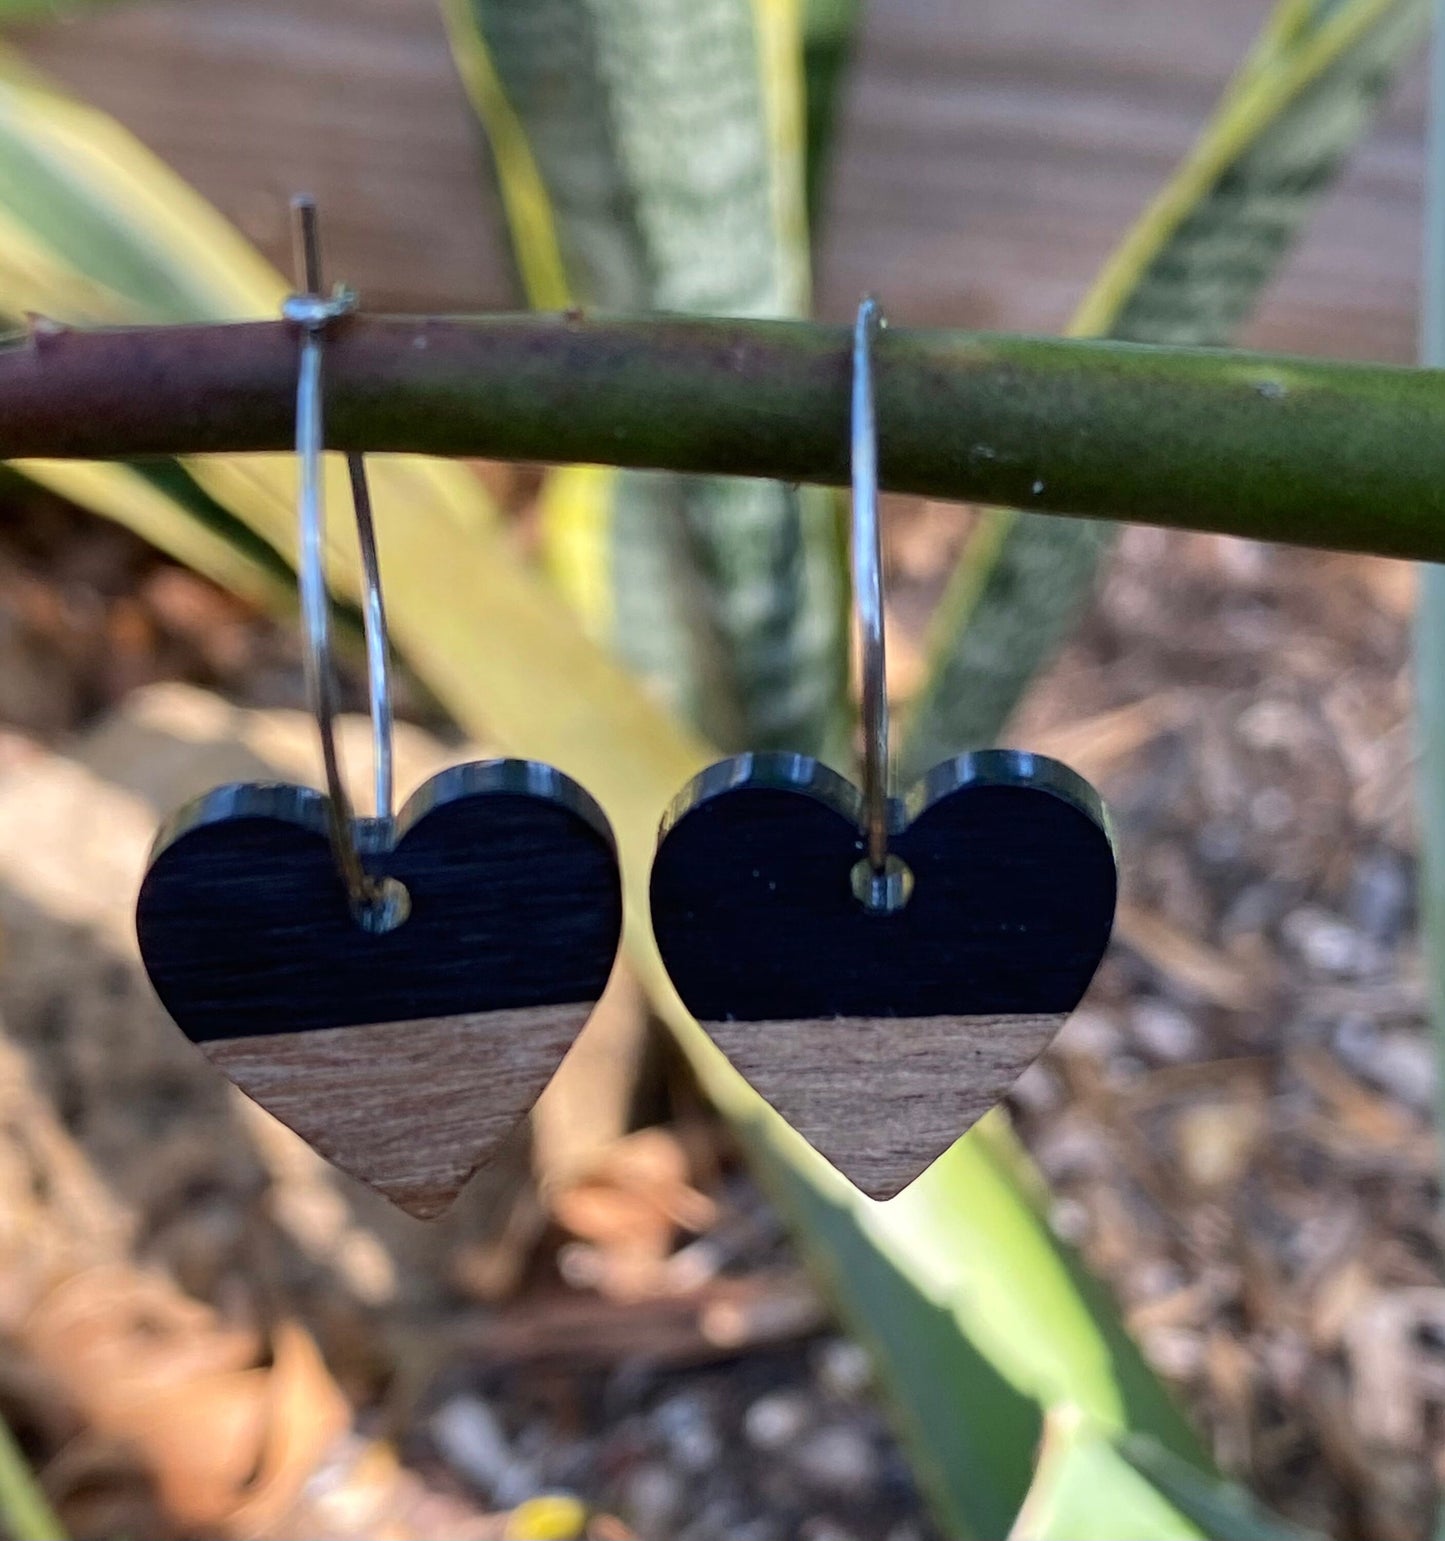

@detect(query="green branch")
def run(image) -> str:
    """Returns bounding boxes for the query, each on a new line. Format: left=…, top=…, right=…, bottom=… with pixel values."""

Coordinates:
left=5, top=312, right=1445, bottom=559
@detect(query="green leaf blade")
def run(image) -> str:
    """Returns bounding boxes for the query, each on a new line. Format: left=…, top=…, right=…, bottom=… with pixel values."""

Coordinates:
left=902, top=0, right=1427, bottom=779
left=448, top=0, right=850, bottom=757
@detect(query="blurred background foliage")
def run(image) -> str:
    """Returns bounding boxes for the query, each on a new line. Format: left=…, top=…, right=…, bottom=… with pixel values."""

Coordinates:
left=0, top=0, right=1431, bottom=1536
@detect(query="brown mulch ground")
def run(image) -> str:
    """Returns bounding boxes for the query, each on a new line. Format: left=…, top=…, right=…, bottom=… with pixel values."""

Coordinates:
left=1007, top=528, right=1441, bottom=1541
left=0, top=488, right=1438, bottom=1540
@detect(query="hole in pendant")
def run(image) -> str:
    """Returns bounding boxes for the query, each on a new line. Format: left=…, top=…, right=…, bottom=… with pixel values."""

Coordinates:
left=353, top=876, right=411, bottom=934
left=850, top=854, right=914, bottom=914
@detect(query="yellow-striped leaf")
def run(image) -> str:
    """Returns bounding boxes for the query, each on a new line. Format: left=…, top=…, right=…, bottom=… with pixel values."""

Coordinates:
left=902, top=0, right=1427, bottom=779
left=445, top=0, right=849, bottom=760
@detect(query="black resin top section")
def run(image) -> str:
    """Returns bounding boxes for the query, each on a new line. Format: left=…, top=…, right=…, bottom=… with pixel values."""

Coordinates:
left=650, top=749, right=1116, bottom=1022
left=137, top=760, right=623, bottom=1041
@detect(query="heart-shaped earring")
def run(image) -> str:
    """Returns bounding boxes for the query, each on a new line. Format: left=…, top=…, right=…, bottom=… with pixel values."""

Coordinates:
left=650, top=298, right=1117, bottom=1201
left=136, top=200, right=622, bottom=1218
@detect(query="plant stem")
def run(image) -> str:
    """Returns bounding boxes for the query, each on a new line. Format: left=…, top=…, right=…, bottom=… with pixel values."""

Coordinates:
left=4, top=314, right=1445, bottom=559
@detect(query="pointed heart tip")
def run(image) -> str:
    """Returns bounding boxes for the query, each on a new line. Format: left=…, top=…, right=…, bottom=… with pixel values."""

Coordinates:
left=375, top=1182, right=461, bottom=1222
left=196, top=1007, right=594, bottom=1226
left=856, top=1175, right=913, bottom=1204
left=706, top=1012, right=1071, bottom=1207
left=828, top=1149, right=935, bottom=1203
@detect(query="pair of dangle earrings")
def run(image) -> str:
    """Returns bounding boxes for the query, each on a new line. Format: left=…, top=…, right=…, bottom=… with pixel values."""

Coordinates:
left=136, top=207, right=1116, bottom=1216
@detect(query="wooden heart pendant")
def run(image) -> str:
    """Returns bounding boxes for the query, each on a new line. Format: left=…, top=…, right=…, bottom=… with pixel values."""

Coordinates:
left=137, top=761, right=622, bottom=1218
left=650, top=749, right=1116, bottom=1199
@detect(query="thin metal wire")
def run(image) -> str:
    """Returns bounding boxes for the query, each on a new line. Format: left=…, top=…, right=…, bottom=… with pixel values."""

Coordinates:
left=291, top=192, right=325, bottom=296
left=348, top=454, right=395, bottom=821
left=285, top=195, right=400, bottom=926
left=852, top=295, right=889, bottom=878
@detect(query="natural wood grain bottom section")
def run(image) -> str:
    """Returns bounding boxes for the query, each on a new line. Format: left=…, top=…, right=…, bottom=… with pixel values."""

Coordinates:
left=204, top=1004, right=589, bottom=1218
left=705, top=1013, right=1068, bottom=1201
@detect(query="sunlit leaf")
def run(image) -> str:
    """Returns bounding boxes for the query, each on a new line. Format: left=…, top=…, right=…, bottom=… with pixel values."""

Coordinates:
left=1009, top=1409, right=1206, bottom=1541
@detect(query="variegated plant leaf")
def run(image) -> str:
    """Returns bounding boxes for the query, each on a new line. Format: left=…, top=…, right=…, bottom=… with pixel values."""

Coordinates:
left=445, top=0, right=849, bottom=759
left=0, top=43, right=501, bottom=637
left=901, top=0, right=1427, bottom=780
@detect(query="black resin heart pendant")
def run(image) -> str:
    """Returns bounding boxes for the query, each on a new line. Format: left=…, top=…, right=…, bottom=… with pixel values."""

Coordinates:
left=650, top=749, right=1116, bottom=1200
left=137, top=761, right=622, bottom=1218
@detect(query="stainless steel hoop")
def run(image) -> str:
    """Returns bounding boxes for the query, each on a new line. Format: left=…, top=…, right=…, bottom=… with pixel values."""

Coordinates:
left=850, top=296, right=909, bottom=913
left=284, top=195, right=405, bottom=932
